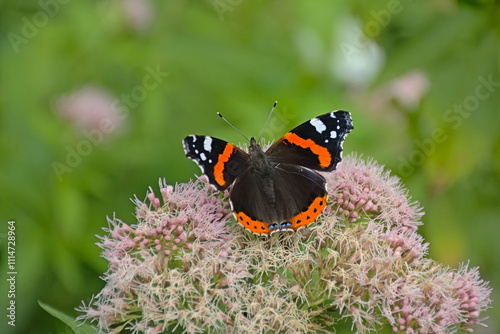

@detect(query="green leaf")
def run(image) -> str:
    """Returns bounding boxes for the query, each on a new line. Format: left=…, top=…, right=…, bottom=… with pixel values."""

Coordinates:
left=38, top=301, right=96, bottom=334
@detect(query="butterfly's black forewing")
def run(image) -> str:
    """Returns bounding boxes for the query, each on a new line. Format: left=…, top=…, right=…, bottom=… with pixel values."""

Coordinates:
left=266, top=110, right=353, bottom=171
left=183, top=135, right=250, bottom=191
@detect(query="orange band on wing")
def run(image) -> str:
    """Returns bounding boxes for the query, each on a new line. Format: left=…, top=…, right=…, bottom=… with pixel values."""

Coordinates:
left=283, top=133, right=331, bottom=168
left=213, top=143, right=235, bottom=186
left=234, top=194, right=328, bottom=236
left=234, top=211, right=271, bottom=235
left=289, top=194, right=328, bottom=230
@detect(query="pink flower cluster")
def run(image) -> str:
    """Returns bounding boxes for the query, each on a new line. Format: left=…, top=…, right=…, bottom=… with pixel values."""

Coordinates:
left=99, top=178, right=232, bottom=266
left=382, top=263, right=491, bottom=334
left=328, top=155, right=424, bottom=231
left=78, top=156, right=491, bottom=334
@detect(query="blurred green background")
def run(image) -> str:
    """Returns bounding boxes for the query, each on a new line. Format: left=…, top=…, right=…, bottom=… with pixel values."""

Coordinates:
left=0, top=0, right=498, bottom=333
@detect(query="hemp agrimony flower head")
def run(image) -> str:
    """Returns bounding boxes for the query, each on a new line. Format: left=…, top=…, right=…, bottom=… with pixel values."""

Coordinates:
left=78, top=155, right=491, bottom=333
left=328, top=155, right=424, bottom=230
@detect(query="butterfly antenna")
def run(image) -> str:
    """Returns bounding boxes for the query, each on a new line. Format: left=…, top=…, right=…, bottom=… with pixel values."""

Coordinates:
left=257, top=101, right=277, bottom=142
left=217, top=112, right=250, bottom=142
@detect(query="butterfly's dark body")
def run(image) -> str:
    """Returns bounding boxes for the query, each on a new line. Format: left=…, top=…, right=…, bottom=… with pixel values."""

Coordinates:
left=247, top=138, right=276, bottom=208
left=183, top=110, right=353, bottom=235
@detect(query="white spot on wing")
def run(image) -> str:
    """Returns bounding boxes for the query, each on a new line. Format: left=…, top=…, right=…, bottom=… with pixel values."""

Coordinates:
left=195, top=160, right=205, bottom=173
left=200, top=152, right=207, bottom=161
left=204, top=136, right=213, bottom=152
left=330, top=130, right=337, bottom=139
left=310, top=118, right=326, bottom=134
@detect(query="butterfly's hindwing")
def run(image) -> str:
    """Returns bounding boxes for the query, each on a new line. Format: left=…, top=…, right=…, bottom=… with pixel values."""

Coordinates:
left=183, top=135, right=250, bottom=191
left=266, top=110, right=353, bottom=172
left=230, top=163, right=327, bottom=235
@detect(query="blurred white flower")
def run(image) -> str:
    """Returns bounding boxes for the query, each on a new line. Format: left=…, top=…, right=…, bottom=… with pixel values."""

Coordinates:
left=333, top=17, right=385, bottom=87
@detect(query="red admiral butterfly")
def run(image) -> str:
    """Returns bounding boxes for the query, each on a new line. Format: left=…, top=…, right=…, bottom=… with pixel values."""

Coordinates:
left=183, top=109, right=353, bottom=236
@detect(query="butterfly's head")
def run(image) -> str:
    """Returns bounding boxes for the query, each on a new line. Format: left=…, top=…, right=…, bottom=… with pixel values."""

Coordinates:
left=249, top=137, right=263, bottom=153
left=248, top=137, right=272, bottom=175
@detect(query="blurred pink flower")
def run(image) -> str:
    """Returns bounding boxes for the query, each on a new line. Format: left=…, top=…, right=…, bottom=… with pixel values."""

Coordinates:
left=121, top=0, right=154, bottom=32
left=368, top=70, right=430, bottom=114
left=54, top=85, right=123, bottom=135
left=388, top=70, right=430, bottom=110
